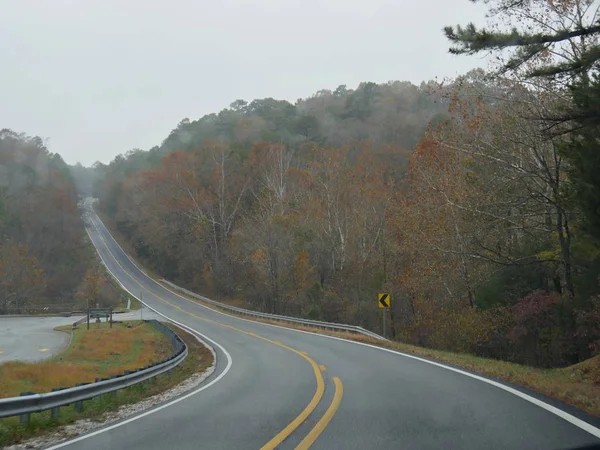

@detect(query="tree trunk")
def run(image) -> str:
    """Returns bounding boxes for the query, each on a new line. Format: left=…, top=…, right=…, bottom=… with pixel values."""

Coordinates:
left=556, top=209, right=575, bottom=298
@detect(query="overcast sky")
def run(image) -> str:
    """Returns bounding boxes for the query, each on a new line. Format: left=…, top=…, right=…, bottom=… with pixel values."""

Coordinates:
left=0, top=0, right=489, bottom=166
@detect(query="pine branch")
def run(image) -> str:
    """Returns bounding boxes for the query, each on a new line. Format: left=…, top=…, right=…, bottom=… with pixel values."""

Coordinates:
left=445, top=22, right=600, bottom=55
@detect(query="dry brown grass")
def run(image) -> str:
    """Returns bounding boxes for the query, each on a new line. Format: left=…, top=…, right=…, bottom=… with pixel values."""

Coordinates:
left=0, top=321, right=172, bottom=398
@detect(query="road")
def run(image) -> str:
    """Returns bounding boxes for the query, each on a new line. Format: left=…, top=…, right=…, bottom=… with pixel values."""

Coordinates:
left=60, top=198, right=600, bottom=450
left=0, top=316, right=84, bottom=364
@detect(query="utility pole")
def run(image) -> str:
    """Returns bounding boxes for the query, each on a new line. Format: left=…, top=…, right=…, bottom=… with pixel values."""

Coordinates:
left=140, top=291, right=143, bottom=321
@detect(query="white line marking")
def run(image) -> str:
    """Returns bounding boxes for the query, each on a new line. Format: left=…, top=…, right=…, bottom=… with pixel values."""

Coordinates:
left=46, top=328, right=231, bottom=450
left=45, top=224, right=233, bottom=450
left=89, top=204, right=600, bottom=440
left=158, top=285, right=600, bottom=439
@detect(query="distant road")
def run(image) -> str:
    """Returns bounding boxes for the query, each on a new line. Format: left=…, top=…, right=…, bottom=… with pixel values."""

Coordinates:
left=0, top=316, right=84, bottom=364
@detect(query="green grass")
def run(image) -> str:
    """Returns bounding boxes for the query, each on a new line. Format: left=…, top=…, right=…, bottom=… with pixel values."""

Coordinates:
left=0, top=322, right=213, bottom=447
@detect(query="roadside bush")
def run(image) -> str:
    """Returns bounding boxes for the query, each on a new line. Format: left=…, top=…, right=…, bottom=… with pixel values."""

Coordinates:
left=403, top=297, right=508, bottom=355
left=507, top=290, right=577, bottom=367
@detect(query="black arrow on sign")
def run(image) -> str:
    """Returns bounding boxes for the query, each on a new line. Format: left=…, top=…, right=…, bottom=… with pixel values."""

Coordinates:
left=379, top=294, right=389, bottom=308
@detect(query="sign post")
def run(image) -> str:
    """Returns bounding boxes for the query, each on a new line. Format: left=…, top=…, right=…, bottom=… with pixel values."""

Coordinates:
left=87, top=308, right=113, bottom=329
left=378, top=293, right=391, bottom=338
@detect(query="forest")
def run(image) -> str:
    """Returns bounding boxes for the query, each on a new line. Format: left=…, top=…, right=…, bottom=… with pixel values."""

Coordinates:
left=93, top=74, right=596, bottom=367
left=3, top=0, right=596, bottom=370
left=0, top=129, right=120, bottom=314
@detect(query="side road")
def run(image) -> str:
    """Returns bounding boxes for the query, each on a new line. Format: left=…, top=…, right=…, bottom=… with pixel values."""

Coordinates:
left=0, top=316, right=84, bottom=364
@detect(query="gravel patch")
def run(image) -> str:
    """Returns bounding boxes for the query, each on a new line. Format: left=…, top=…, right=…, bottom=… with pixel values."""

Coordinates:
left=5, top=331, right=216, bottom=450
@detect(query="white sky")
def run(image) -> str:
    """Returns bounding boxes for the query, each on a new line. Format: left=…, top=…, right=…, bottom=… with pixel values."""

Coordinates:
left=0, top=0, right=489, bottom=166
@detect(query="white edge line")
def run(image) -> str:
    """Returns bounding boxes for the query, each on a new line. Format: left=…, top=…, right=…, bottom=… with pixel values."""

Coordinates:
left=44, top=227, right=233, bottom=450
left=160, top=287, right=600, bottom=440
left=88, top=202, right=600, bottom=440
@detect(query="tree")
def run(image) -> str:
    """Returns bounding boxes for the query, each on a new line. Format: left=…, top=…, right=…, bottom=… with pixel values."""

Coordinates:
left=566, top=74, right=600, bottom=240
left=445, top=0, right=600, bottom=81
left=0, top=242, right=45, bottom=313
left=234, top=144, right=300, bottom=314
left=445, top=1, right=600, bottom=243
left=0, top=129, right=89, bottom=309
left=414, top=83, right=577, bottom=297
left=81, top=265, right=103, bottom=308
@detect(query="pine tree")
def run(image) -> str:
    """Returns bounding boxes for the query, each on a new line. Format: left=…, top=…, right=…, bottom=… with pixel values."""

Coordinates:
left=566, top=75, right=600, bottom=239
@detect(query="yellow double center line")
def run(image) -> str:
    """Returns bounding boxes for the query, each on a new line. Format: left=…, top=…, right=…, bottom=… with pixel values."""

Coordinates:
left=90, top=219, right=344, bottom=449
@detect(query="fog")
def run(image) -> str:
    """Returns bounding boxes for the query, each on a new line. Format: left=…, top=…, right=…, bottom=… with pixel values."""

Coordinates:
left=0, top=0, right=488, bottom=166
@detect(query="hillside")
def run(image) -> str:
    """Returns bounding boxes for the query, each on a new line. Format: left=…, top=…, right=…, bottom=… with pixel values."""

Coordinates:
left=91, top=73, right=600, bottom=370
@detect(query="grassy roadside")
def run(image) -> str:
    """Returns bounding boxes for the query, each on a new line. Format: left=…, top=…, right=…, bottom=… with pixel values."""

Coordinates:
left=165, top=282, right=600, bottom=419
left=0, top=321, right=213, bottom=447
left=0, top=321, right=170, bottom=398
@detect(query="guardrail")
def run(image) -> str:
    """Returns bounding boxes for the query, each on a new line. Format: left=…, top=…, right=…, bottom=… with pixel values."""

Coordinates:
left=0, top=319, right=187, bottom=422
left=85, top=198, right=387, bottom=343
left=72, top=316, right=87, bottom=329
left=160, top=280, right=389, bottom=342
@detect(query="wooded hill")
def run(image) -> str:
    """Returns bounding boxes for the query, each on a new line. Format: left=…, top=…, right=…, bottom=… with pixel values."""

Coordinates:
left=92, top=67, right=600, bottom=368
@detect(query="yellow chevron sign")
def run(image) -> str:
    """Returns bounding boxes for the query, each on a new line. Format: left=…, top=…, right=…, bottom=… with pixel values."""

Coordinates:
left=378, top=293, right=390, bottom=308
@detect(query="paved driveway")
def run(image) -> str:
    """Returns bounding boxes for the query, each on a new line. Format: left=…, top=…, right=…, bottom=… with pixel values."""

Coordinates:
left=0, top=316, right=84, bottom=363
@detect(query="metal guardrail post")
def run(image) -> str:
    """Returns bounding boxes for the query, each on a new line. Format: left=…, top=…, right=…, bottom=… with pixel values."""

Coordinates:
left=50, top=388, right=63, bottom=418
left=74, top=383, right=85, bottom=413
left=19, top=392, right=34, bottom=424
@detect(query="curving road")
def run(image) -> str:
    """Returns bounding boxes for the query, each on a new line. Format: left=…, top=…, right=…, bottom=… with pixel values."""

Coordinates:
left=56, top=199, right=600, bottom=450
